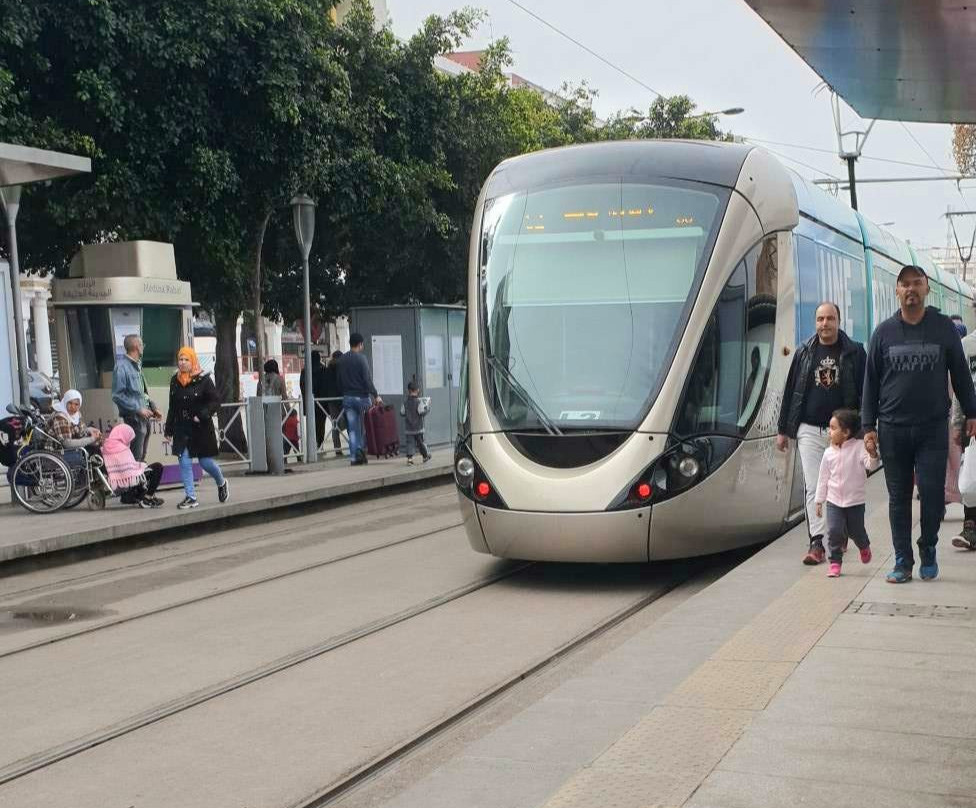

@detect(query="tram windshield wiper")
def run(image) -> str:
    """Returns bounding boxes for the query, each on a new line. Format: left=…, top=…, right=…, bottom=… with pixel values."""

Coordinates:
left=486, top=355, right=563, bottom=436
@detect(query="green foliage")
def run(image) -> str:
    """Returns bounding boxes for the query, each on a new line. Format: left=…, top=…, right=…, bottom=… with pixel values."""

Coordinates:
left=1, top=0, right=730, bottom=387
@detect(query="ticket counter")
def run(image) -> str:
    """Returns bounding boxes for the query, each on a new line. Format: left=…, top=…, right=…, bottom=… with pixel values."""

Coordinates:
left=52, top=241, right=193, bottom=475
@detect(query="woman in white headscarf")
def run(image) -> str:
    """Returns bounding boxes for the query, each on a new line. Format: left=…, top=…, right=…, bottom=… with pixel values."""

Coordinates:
left=48, top=390, right=101, bottom=449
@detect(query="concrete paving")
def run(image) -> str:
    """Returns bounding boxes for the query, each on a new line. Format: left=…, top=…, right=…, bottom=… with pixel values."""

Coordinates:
left=354, top=475, right=976, bottom=808
left=0, top=452, right=452, bottom=563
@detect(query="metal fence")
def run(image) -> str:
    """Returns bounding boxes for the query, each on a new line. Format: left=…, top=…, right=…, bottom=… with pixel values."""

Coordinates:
left=216, top=396, right=349, bottom=471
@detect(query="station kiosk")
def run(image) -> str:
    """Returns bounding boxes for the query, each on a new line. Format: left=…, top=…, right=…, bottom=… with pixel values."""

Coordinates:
left=52, top=241, right=193, bottom=478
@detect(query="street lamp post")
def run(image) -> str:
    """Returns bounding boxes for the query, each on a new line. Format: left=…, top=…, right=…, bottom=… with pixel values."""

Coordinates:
left=291, top=194, right=318, bottom=465
left=0, top=185, right=30, bottom=407
left=686, top=107, right=746, bottom=120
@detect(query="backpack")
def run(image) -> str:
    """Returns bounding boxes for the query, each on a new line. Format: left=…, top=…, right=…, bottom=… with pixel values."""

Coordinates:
left=0, top=416, right=24, bottom=468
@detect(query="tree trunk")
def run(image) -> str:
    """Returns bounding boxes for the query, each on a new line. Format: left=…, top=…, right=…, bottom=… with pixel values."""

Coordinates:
left=252, top=210, right=272, bottom=393
left=215, top=308, right=247, bottom=455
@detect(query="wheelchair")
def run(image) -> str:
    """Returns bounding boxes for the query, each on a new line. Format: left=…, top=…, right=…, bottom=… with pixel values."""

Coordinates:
left=5, top=404, right=122, bottom=513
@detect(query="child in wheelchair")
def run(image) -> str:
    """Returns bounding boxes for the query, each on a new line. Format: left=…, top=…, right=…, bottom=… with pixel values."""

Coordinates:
left=102, top=423, right=164, bottom=508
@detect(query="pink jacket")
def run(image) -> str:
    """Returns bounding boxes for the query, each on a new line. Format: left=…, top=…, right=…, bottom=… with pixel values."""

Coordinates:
left=102, top=423, right=147, bottom=490
left=815, top=438, right=880, bottom=508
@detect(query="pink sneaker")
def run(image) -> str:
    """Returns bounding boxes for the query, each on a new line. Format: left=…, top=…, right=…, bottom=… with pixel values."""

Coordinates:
left=827, top=562, right=842, bottom=578
left=859, top=546, right=872, bottom=564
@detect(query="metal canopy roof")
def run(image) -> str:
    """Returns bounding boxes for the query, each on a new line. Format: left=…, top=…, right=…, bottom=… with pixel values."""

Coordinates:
left=744, top=1, right=976, bottom=123
left=0, top=143, right=91, bottom=187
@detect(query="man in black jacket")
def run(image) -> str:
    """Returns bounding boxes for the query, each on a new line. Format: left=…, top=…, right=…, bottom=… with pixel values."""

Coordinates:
left=862, top=264, right=976, bottom=583
left=777, top=302, right=866, bottom=565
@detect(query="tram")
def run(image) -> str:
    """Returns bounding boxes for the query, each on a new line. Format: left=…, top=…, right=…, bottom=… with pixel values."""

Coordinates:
left=453, top=140, right=975, bottom=562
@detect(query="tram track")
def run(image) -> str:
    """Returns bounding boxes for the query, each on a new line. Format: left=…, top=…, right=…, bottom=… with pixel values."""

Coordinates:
left=0, top=516, right=464, bottom=660
left=289, top=565, right=699, bottom=808
left=0, top=486, right=459, bottom=602
left=0, top=557, right=531, bottom=787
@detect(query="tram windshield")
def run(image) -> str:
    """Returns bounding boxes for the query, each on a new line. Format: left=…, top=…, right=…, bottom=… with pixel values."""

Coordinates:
left=480, top=179, right=726, bottom=431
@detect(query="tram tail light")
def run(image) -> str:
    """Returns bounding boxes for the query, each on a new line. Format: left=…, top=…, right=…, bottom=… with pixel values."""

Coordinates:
left=636, top=482, right=652, bottom=500
left=475, top=481, right=492, bottom=499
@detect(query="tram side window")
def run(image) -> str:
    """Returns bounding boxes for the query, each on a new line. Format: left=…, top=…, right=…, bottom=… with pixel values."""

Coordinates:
left=677, top=236, right=778, bottom=436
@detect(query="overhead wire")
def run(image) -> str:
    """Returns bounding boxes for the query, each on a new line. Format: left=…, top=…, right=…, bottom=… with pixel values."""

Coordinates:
left=503, top=0, right=662, bottom=100
left=742, top=136, right=965, bottom=173
left=899, top=120, right=972, bottom=204
left=753, top=143, right=843, bottom=181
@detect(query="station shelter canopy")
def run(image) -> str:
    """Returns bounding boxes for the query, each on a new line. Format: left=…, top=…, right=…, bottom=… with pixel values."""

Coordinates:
left=744, top=1, right=976, bottom=123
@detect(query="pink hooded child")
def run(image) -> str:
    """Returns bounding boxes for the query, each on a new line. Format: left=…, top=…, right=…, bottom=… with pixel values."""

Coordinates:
left=102, top=423, right=149, bottom=491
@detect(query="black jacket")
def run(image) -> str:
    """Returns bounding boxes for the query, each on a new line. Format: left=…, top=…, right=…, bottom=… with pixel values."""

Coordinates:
left=164, top=373, right=220, bottom=458
left=323, top=362, right=341, bottom=399
left=777, top=330, right=866, bottom=439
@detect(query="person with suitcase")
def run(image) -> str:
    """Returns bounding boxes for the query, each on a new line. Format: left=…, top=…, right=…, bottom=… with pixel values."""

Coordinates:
left=400, top=381, right=431, bottom=465
left=337, top=333, right=382, bottom=466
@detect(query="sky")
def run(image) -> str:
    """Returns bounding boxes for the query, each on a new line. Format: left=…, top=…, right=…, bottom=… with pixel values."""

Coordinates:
left=389, top=0, right=976, bottom=258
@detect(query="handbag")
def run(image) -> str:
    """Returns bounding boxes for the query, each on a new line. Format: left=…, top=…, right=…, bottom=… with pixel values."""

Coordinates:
left=959, top=437, right=976, bottom=507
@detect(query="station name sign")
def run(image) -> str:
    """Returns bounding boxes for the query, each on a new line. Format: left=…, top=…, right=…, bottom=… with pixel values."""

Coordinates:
left=53, top=276, right=192, bottom=306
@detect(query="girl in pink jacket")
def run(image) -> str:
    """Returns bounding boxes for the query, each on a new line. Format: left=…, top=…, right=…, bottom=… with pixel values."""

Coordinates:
left=815, top=408, right=881, bottom=577
left=102, top=423, right=164, bottom=508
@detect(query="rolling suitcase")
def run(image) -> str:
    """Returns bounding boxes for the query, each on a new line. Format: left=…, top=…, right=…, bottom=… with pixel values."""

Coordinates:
left=365, top=405, right=399, bottom=459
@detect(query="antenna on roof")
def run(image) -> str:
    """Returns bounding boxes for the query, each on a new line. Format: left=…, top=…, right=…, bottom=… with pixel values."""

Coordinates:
left=945, top=210, right=976, bottom=283
left=831, top=92, right=876, bottom=211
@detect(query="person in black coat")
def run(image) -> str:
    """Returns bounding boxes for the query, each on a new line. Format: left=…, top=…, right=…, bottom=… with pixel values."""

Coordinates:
left=323, top=350, right=344, bottom=456
left=164, top=346, right=229, bottom=510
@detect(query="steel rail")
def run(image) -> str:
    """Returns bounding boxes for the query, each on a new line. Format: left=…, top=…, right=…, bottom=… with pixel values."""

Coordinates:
left=0, top=516, right=463, bottom=660
left=0, top=558, right=531, bottom=786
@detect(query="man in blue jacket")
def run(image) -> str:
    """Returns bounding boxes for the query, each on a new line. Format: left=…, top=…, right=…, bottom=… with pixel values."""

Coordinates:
left=862, top=265, right=976, bottom=583
left=112, top=334, right=161, bottom=462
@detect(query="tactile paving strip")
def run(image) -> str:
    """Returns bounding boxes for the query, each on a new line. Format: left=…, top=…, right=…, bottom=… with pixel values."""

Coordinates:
left=540, top=505, right=890, bottom=808
left=543, top=706, right=753, bottom=808
left=665, top=660, right=796, bottom=711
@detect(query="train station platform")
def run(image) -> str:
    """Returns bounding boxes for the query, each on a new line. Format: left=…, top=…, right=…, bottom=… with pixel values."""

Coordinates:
left=0, top=453, right=452, bottom=564
left=383, top=474, right=976, bottom=808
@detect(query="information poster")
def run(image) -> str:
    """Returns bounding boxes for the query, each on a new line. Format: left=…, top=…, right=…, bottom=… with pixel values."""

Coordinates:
left=372, top=335, right=404, bottom=396
left=111, top=309, right=142, bottom=362
left=424, top=334, right=444, bottom=389
left=450, top=336, right=463, bottom=389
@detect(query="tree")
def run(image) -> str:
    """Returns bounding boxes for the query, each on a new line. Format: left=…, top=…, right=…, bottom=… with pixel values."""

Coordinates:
left=600, top=94, right=730, bottom=142
left=954, top=125, right=976, bottom=176
left=0, top=0, right=352, bottom=405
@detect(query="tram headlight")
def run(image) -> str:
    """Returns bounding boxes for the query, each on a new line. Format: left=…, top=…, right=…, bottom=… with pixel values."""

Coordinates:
left=607, top=436, right=739, bottom=511
left=454, top=440, right=508, bottom=509
left=455, top=456, right=475, bottom=483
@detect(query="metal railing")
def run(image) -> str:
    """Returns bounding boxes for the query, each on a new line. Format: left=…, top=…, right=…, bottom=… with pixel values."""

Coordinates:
left=216, top=402, right=251, bottom=469
left=216, top=396, right=350, bottom=471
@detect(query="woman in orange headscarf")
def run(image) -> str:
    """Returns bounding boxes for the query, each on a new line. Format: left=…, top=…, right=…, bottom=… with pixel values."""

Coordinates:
left=164, top=346, right=228, bottom=509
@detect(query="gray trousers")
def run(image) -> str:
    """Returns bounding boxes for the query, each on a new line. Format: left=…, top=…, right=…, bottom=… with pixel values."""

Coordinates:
left=825, top=502, right=870, bottom=562
left=405, top=432, right=429, bottom=459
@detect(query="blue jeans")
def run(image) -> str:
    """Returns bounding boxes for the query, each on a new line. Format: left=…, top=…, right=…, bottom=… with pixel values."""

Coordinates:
left=878, top=420, right=948, bottom=569
left=342, top=396, right=371, bottom=462
left=179, top=448, right=225, bottom=499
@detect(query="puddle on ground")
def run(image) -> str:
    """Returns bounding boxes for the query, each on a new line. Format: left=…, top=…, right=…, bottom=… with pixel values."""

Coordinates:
left=0, top=606, right=114, bottom=628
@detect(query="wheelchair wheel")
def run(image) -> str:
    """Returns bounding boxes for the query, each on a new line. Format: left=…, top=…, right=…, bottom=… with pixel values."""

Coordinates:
left=62, top=462, right=90, bottom=510
left=10, top=451, right=73, bottom=513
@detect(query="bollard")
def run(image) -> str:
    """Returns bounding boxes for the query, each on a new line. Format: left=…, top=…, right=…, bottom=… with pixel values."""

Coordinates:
left=246, top=396, right=268, bottom=473
left=263, top=396, right=286, bottom=475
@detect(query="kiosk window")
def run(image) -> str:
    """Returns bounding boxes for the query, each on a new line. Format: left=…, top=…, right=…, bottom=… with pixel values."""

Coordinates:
left=142, top=309, right=183, bottom=368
